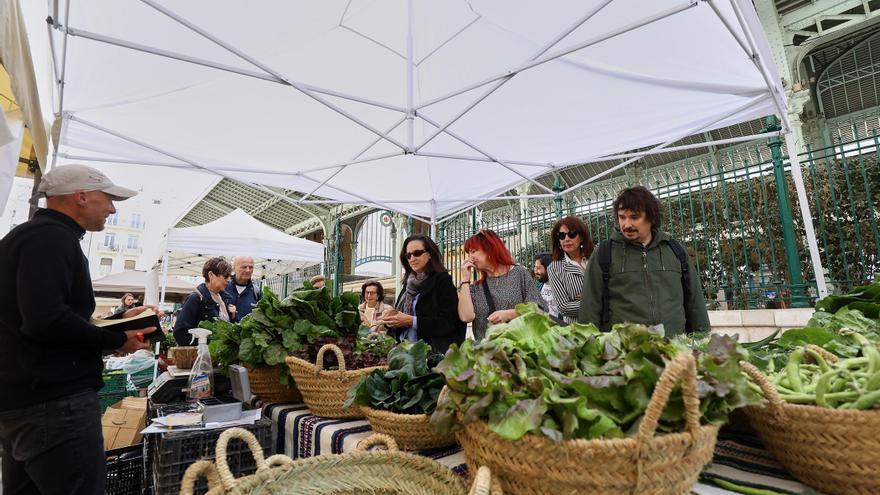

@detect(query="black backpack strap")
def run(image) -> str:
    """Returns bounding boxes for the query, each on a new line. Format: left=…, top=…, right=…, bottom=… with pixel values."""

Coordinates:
left=597, top=240, right=613, bottom=331
left=665, top=239, right=693, bottom=332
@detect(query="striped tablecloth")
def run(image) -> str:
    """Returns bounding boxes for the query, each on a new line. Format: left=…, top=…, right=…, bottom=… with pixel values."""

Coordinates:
left=264, top=403, right=817, bottom=494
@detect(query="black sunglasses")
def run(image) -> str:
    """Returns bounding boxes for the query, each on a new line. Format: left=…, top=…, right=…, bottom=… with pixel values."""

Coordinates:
left=555, top=231, right=579, bottom=240
left=405, top=249, right=427, bottom=259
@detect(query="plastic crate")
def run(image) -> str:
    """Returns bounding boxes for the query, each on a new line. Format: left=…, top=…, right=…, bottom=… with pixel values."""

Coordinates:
left=105, top=444, right=143, bottom=495
left=143, top=408, right=272, bottom=495
left=102, top=369, right=128, bottom=393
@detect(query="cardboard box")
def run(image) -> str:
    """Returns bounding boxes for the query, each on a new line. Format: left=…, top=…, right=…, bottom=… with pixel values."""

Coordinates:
left=101, top=398, right=148, bottom=450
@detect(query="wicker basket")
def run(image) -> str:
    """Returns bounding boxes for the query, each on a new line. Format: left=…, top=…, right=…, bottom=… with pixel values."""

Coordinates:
left=741, top=360, right=880, bottom=495
left=179, top=428, right=501, bottom=495
left=360, top=405, right=457, bottom=450
left=244, top=364, right=302, bottom=404
left=284, top=344, right=385, bottom=418
left=169, top=347, right=198, bottom=370
left=456, top=352, right=719, bottom=495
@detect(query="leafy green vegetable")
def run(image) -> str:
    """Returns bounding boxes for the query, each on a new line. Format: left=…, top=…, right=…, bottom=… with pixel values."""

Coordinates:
left=431, top=303, right=759, bottom=441
left=207, top=283, right=371, bottom=370
left=345, top=340, right=446, bottom=414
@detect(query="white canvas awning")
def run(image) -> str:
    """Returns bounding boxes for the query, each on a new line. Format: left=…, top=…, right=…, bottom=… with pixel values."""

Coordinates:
left=30, top=0, right=787, bottom=222
left=18, top=0, right=827, bottom=294
left=92, top=269, right=196, bottom=295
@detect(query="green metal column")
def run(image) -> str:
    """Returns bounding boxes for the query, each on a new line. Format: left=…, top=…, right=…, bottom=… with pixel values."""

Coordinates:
left=333, top=217, right=343, bottom=296
left=765, top=116, right=808, bottom=308
left=552, top=174, right=564, bottom=217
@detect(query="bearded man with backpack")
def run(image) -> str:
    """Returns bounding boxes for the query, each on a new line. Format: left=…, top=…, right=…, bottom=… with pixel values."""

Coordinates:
left=578, top=186, right=710, bottom=336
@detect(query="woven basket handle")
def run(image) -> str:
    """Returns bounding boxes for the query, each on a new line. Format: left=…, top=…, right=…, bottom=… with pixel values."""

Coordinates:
left=637, top=352, right=700, bottom=442
left=356, top=433, right=399, bottom=452
left=179, top=459, right=221, bottom=495
left=467, top=466, right=497, bottom=495
left=315, top=343, right=347, bottom=373
left=739, top=360, right=786, bottom=419
left=215, top=427, right=269, bottom=490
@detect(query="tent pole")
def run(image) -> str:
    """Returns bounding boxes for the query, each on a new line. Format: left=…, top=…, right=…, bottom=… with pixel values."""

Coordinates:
left=430, top=201, right=437, bottom=239
left=53, top=25, right=406, bottom=114
left=406, top=0, right=415, bottom=152
left=785, top=137, right=828, bottom=298
left=563, top=94, right=769, bottom=194
left=414, top=0, right=614, bottom=151
left=417, top=0, right=697, bottom=110
left=138, top=0, right=409, bottom=151
left=159, top=251, right=169, bottom=306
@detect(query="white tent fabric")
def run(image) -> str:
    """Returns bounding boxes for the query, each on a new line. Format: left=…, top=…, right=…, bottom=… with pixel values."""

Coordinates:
left=1, top=0, right=50, bottom=169
left=30, top=0, right=788, bottom=222
left=139, top=208, right=325, bottom=274
left=92, top=269, right=196, bottom=295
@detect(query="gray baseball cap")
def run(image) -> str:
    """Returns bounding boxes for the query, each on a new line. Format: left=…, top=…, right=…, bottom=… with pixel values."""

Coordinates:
left=38, top=164, right=138, bottom=201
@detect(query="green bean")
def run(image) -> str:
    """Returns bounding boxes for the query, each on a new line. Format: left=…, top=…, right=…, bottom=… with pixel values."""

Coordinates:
left=865, top=371, right=880, bottom=391
left=814, top=370, right=837, bottom=408
left=778, top=391, right=859, bottom=404
left=805, top=349, right=831, bottom=373
left=850, top=389, right=880, bottom=410
left=786, top=348, right=805, bottom=393
left=709, top=477, right=787, bottom=495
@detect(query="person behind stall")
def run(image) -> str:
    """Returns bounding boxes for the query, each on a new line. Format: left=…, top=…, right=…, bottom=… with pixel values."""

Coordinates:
left=0, top=164, right=159, bottom=495
left=382, top=234, right=465, bottom=353
left=224, top=255, right=261, bottom=321
left=173, top=257, right=234, bottom=345
left=457, top=230, right=546, bottom=341
left=358, top=281, right=392, bottom=334
left=578, top=186, right=710, bottom=336
left=310, top=274, right=326, bottom=289
left=533, top=252, right=560, bottom=321
left=547, top=216, right=594, bottom=323
left=120, top=292, right=138, bottom=311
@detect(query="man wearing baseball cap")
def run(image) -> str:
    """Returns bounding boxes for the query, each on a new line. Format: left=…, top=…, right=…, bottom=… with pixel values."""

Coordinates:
left=0, top=164, right=161, bottom=494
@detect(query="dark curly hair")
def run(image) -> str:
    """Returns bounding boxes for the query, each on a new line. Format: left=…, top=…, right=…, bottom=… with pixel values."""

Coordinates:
left=201, top=257, right=232, bottom=281
left=612, top=186, right=663, bottom=228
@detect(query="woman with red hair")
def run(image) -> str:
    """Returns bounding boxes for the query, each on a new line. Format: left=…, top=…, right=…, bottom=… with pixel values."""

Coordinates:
left=458, top=230, right=546, bottom=341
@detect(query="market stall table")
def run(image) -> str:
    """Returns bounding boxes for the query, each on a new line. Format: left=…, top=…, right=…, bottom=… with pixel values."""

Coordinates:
left=264, top=403, right=813, bottom=494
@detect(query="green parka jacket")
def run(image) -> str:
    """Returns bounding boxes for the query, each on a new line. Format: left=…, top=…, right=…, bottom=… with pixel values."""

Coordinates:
left=578, top=229, right=710, bottom=336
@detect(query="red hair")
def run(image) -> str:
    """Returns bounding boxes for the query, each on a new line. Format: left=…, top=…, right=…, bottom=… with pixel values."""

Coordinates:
left=463, top=230, right=515, bottom=284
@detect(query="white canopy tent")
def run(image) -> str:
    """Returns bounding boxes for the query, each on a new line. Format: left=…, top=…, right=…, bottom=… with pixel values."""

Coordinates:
left=139, top=209, right=324, bottom=303
left=22, top=0, right=826, bottom=295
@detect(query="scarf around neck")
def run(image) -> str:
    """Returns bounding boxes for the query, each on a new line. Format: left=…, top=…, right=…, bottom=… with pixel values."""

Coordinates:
left=396, top=271, right=429, bottom=315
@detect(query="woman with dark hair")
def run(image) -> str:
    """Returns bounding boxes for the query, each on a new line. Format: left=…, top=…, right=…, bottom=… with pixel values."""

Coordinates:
left=548, top=216, right=594, bottom=323
left=382, top=234, right=464, bottom=353
left=458, top=230, right=546, bottom=341
left=358, top=281, right=391, bottom=334
left=173, top=257, right=234, bottom=345
left=120, top=292, right=138, bottom=311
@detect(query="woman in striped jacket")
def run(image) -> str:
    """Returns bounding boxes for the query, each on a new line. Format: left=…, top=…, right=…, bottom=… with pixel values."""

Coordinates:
left=547, top=216, right=594, bottom=323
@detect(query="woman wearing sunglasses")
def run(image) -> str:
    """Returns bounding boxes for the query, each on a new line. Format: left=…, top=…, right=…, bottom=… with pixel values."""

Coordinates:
left=458, top=230, right=546, bottom=341
left=382, top=234, right=465, bottom=353
left=548, top=216, right=595, bottom=323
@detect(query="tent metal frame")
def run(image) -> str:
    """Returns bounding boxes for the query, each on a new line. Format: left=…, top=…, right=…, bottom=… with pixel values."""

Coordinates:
left=46, top=0, right=827, bottom=296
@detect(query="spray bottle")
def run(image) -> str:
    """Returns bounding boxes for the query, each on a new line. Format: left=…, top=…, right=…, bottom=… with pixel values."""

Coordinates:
left=186, top=328, right=214, bottom=400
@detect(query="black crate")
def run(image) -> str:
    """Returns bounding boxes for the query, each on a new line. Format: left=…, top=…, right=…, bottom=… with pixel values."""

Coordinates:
left=105, top=444, right=143, bottom=495
left=144, top=418, right=273, bottom=495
